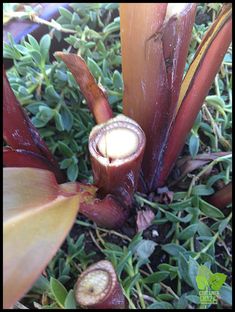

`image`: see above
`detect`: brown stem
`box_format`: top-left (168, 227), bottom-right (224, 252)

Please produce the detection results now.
top-left (59, 182), bottom-right (129, 229)
top-left (75, 260), bottom-right (126, 309)
top-left (120, 3), bottom-right (197, 192)
top-left (65, 115), bottom-right (146, 229)
top-left (205, 182), bottom-right (232, 209)
top-left (80, 195), bottom-right (129, 229)
top-left (89, 115), bottom-right (146, 207)
top-left (54, 52), bottom-right (113, 124)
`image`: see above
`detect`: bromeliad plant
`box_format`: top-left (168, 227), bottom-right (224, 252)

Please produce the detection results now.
top-left (3, 3), bottom-right (232, 309)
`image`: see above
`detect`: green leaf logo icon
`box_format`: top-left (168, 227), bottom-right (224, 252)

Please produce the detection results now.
top-left (196, 275), bottom-right (209, 290)
top-left (208, 273), bottom-right (227, 291)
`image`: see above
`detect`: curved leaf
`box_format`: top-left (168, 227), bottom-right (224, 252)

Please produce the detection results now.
top-left (3, 168), bottom-right (80, 308)
top-left (158, 4), bottom-right (232, 186)
top-left (54, 52), bottom-right (113, 124)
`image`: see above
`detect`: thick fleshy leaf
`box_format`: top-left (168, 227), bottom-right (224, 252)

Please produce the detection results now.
top-left (3, 168), bottom-right (81, 308)
top-left (3, 147), bottom-right (65, 183)
top-left (158, 4), bottom-right (232, 186)
top-left (3, 68), bottom-right (65, 183)
top-left (54, 52), bottom-right (113, 124)
top-left (120, 3), bottom-right (196, 191)
top-left (60, 182), bottom-right (130, 229)
top-left (80, 194), bottom-right (129, 229)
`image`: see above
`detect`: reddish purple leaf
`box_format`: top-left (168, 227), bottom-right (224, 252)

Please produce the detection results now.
top-left (3, 68), bottom-right (65, 183)
top-left (3, 148), bottom-right (65, 183)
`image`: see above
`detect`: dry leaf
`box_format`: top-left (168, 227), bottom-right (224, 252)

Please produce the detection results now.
top-left (136, 208), bottom-right (155, 232)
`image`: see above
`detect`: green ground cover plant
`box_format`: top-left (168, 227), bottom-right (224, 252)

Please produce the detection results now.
top-left (3, 3), bottom-right (232, 309)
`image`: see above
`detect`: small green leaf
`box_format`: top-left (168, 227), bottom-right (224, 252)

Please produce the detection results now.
top-left (27, 34), bottom-right (40, 51)
top-left (54, 112), bottom-right (65, 131)
top-left (38, 106), bottom-right (55, 123)
top-left (162, 243), bottom-right (187, 257)
top-left (188, 257), bottom-right (200, 290)
top-left (113, 70), bottom-right (123, 90)
top-left (147, 301), bottom-right (173, 309)
top-left (193, 111), bottom-right (202, 132)
top-left (199, 198), bottom-right (225, 219)
top-left (186, 295), bottom-right (200, 304)
top-left (50, 277), bottom-right (68, 307)
top-left (116, 250), bottom-right (132, 276)
top-left (67, 163), bottom-right (78, 182)
top-left (15, 44), bottom-right (29, 55)
top-left (123, 273), bottom-right (140, 293)
top-left (157, 293), bottom-right (175, 301)
top-left (143, 271), bottom-right (169, 284)
top-left (158, 263), bottom-right (177, 273)
top-left (177, 224), bottom-right (198, 240)
top-left (40, 34), bottom-right (51, 62)
top-left (192, 184), bottom-right (214, 196)
top-left (218, 217), bottom-right (230, 234)
top-left (87, 57), bottom-right (103, 79)
top-left (60, 159), bottom-right (72, 169)
top-left (219, 285), bottom-right (232, 306)
top-left (64, 290), bottom-right (77, 309)
top-left (30, 50), bottom-right (42, 64)
top-left (31, 116), bottom-right (47, 128)
top-left (174, 294), bottom-right (188, 309)
top-left (55, 69), bottom-right (68, 82)
top-left (59, 7), bottom-right (73, 20)
top-left (60, 105), bottom-right (74, 131)
top-left (58, 141), bottom-right (73, 158)
top-left (153, 283), bottom-right (161, 296)
top-left (198, 265), bottom-right (213, 281)
top-left (45, 85), bottom-right (61, 101)
top-left (197, 221), bottom-right (212, 237)
top-left (134, 240), bottom-right (157, 260)
top-left (178, 253), bottom-right (190, 285)
top-left (189, 133), bottom-right (199, 158)
top-left (196, 275), bottom-right (209, 290)
top-left (31, 274), bottom-right (50, 294)
top-left (208, 273), bottom-right (227, 291)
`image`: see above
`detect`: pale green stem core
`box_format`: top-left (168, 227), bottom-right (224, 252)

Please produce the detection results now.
top-left (97, 127), bottom-right (139, 159)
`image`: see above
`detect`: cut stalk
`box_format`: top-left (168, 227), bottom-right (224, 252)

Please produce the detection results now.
top-left (120, 3), bottom-right (197, 191)
top-left (75, 260), bottom-right (126, 309)
top-left (89, 114), bottom-right (146, 207)
top-left (54, 52), bottom-right (113, 124)
top-left (158, 4), bottom-right (232, 186)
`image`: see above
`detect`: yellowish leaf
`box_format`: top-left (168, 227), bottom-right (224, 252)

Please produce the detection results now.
top-left (3, 168), bottom-right (80, 308)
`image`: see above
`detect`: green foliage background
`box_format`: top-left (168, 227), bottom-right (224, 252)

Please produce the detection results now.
top-left (3, 3), bottom-right (232, 309)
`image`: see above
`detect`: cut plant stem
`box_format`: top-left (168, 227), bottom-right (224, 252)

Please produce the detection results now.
top-left (75, 260), bottom-right (126, 309)
top-left (97, 128), bottom-right (139, 159)
top-left (89, 114), bottom-right (146, 207)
